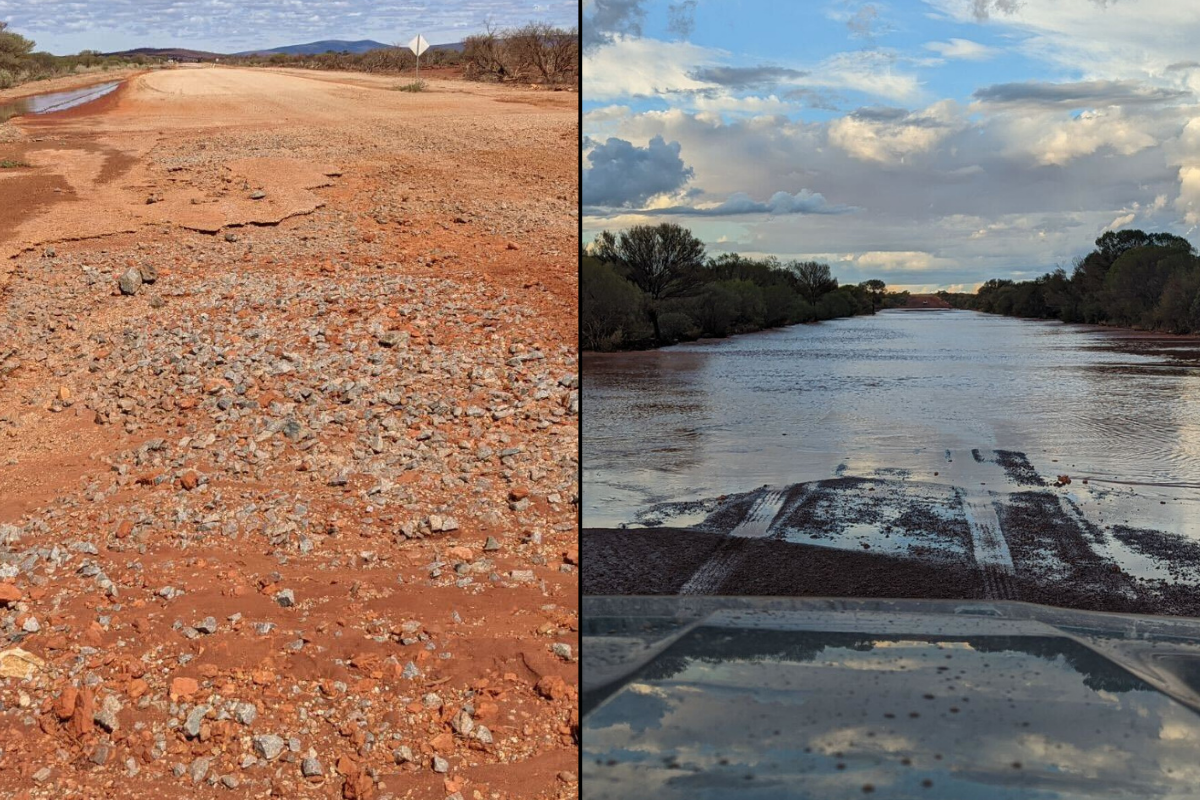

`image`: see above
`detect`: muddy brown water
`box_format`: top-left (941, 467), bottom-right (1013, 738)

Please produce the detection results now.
top-left (584, 309), bottom-right (1200, 588)
top-left (0, 80), bottom-right (121, 122)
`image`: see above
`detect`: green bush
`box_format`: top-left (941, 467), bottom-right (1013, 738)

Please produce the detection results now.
top-left (581, 257), bottom-right (648, 350)
top-left (657, 311), bottom-right (697, 343)
top-left (692, 283), bottom-right (737, 337)
top-left (583, 223), bottom-right (871, 350)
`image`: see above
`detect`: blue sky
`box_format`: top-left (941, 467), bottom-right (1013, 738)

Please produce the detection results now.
top-left (583, 0), bottom-right (1200, 291)
top-left (0, 0), bottom-right (578, 55)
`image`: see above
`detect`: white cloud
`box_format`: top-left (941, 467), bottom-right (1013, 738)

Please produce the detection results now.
top-left (828, 100), bottom-right (964, 164)
top-left (806, 50), bottom-right (922, 103)
top-left (924, 38), bottom-right (997, 60)
top-left (992, 106), bottom-right (1165, 166)
top-left (583, 36), bottom-right (720, 100)
top-left (855, 250), bottom-right (958, 272)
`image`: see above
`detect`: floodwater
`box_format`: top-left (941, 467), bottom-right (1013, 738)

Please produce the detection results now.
top-left (583, 309), bottom-right (1200, 539)
top-left (0, 80), bottom-right (121, 122)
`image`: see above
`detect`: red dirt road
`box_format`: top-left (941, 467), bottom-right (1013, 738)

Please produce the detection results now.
top-left (0, 67), bottom-right (579, 799)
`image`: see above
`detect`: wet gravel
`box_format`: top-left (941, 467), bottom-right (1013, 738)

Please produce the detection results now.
top-left (583, 528), bottom-right (987, 599)
top-left (994, 451), bottom-right (1047, 487)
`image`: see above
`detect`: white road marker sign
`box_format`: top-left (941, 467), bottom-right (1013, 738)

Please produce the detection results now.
top-left (407, 34), bottom-right (429, 57)
top-left (407, 34), bottom-right (430, 80)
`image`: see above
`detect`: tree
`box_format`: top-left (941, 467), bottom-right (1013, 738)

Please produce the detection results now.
top-left (861, 279), bottom-right (886, 313)
top-left (506, 23), bottom-right (578, 84)
top-left (0, 21), bottom-right (35, 73)
top-left (592, 223), bottom-right (706, 342)
top-left (1104, 246), bottom-right (1195, 326)
top-left (789, 260), bottom-right (838, 303)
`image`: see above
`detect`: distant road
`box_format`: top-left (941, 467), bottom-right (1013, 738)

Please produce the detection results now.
top-left (1, 66), bottom-right (576, 272)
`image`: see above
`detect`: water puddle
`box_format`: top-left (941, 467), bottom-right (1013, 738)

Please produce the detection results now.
top-left (0, 81), bottom-right (121, 123)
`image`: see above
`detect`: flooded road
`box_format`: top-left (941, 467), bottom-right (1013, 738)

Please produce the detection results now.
top-left (0, 80), bottom-right (121, 122)
top-left (584, 309), bottom-right (1200, 611)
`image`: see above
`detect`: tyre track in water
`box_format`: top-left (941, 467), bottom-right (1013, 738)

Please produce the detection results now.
top-left (678, 538), bottom-right (748, 594)
top-left (729, 488), bottom-right (788, 538)
top-left (948, 449), bottom-right (1016, 600)
top-left (679, 487), bottom-right (791, 594)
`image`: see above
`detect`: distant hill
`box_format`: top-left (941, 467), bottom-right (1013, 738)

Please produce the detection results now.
top-left (237, 39), bottom-right (465, 56)
top-left (104, 47), bottom-right (225, 61)
top-left (236, 39), bottom-right (390, 56)
top-left (104, 39), bottom-right (466, 61)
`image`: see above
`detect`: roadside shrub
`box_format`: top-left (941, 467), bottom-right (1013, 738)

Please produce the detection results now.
top-left (0, 68), bottom-right (13, 89)
top-left (463, 23), bottom-right (578, 86)
top-left (692, 283), bottom-right (738, 337)
top-left (393, 80), bottom-right (426, 92)
top-left (816, 291), bottom-right (854, 320)
top-left (789, 298), bottom-right (817, 323)
top-left (582, 258), bottom-right (648, 350)
top-left (657, 311), bottom-right (697, 344)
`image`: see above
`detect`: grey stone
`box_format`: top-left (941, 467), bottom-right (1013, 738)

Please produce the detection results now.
top-left (253, 734), bottom-right (286, 761)
top-left (301, 756), bottom-right (323, 777)
top-left (233, 702), bottom-right (257, 726)
top-left (275, 589), bottom-right (295, 607)
top-left (190, 757), bottom-right (211, 783)
top-left (451, 709), bottom-right (474, 736)
top-left (91, 743), bottom-right (112, 765)
top-left (94, 694), bottom-right (122, 732)
top-left (184, 704), bottom-right (210, 738)
top-left (118, 268), bottom-right (143, 296)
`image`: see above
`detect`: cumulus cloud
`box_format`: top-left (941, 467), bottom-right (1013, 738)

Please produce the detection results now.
top-left (829, 100), bottom-right (965, 163)
top-left (924, 38), bottom-right (997, 60)
top-left (583, 135), bottom-right (695, 207)
top-left (1018, 108), bottom-right (1159, 166)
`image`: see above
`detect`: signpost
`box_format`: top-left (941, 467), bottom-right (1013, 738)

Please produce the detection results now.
top-left (407, 34), bottom-right (430, 80)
